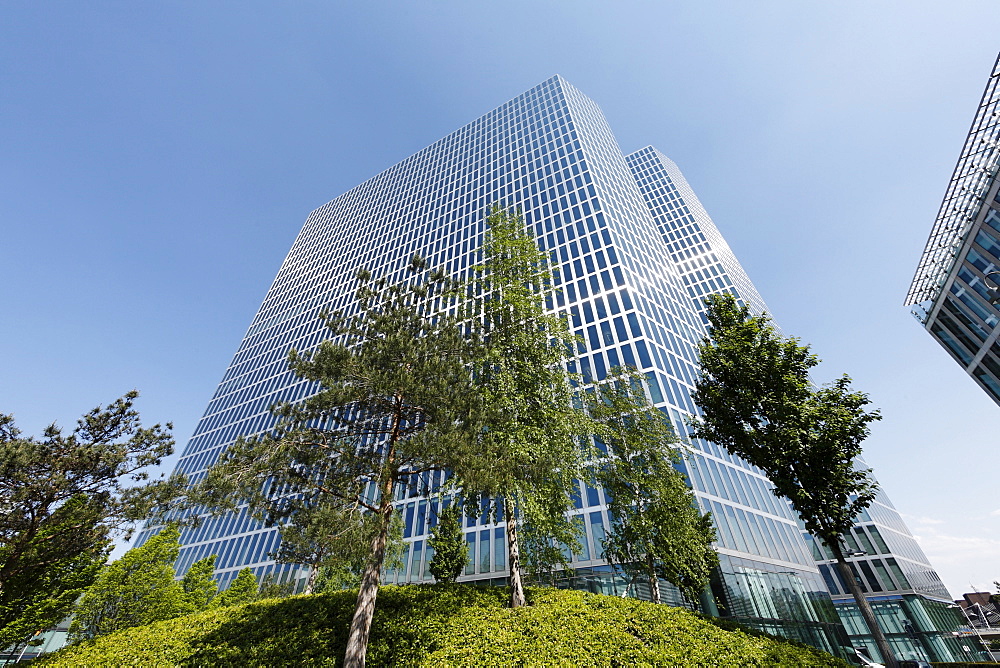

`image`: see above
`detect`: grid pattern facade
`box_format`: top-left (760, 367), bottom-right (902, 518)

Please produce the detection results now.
top-left (907, 53), bottom-right (1000, 305)
top-left (623, 147), bottom-right (849, 650)
top-left (626, 146), bottom-right (769, 320)
top-left (139, 75), bottom-right (851, 652)
top-left (907, 53), bottom-right (1000, 406)
top-left (624, 150), bottom-right (953, 605)
top-left (626, 146), bottom-right (965, 658)
top-left (811, 486), bottom-right (950, 602)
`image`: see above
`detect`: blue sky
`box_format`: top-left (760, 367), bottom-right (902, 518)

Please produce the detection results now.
top-left (2, 1), bottom-right (998, 598)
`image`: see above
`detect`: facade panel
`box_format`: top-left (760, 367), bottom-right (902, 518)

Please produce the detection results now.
top-left (809, 475), bottom-right (969, 663)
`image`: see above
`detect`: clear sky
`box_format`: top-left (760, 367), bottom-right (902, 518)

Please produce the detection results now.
top-left (2, 1), bottom-right (998, 599)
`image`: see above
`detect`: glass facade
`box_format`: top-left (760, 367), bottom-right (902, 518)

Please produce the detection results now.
top-left (627, 147), bottom-right (965, 659)
top-left (0, 616), bottom-right (71, 663)
top-left (901, 52), bottom-right (1000, 659)
top-left (805, 463), bottom-right (974, 663)
top-left (140, 75), bottom-right (864, 654)
top-left (621, 147), bottom-right (847, 654)
top-left (625, 146), bottom-right (770, 321)
top-left (907, 53), bottom-right (1000, 406)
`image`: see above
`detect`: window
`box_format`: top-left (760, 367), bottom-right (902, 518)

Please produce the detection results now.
top-left (930, 320), bottom-right (974, 364)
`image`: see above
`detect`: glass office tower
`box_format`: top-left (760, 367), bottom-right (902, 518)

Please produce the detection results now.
top-left (139, 75), bottom-right (853, 654)
top-left (907, 53), bottom-right (1000, 406)
top-left (623, 146), bottom-right (846, 649)
top-left (625, 146), bottom-right (769, 320)
top-left (628, 147), bottom-right (965, 661)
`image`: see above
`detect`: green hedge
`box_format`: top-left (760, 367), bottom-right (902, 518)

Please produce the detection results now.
top-left (39, 584), bottom-right (850, 667)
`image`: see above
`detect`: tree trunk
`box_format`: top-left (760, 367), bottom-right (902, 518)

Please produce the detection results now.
top-left (344, 402), bottom-right (401, 668)
top-left (505, 497), bottom-right (526, 608)
top-left (646, 554), bottom-right (661, 605)
top-left (343, 481), bottom-right (393, 668)
top-left (831, 544), bottom-right (897, 668)
top-left (304, 564), bottom-right (319, 595)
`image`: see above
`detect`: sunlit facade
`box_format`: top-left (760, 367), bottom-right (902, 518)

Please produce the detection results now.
top-left (140, 75), bottom-right (863, 655)
top-left (900, 53), bottom-right (1000, 661)
top-left (631, 148), bottom-right (966, 661)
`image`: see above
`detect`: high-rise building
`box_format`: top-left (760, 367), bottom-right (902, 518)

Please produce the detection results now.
top-left (625, 146), bottom-right (769, 321)
top-left (140, 75), bottom-right (954, 659)
top-left (907, 53), bottom-right (1000, 405)
top-left (622, 146), bottom-right (846, 644)
top-left (627, 148), bottom-right (967, 663)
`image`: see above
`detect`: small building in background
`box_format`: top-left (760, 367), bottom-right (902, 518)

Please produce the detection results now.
top-left (0, 617), bottom-right (71, 664)
top-left (953, 590), bottom-right (1000, 660)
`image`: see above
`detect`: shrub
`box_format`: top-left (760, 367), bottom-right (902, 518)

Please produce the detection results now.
top-left (40, 584), bottom-right (850, 667)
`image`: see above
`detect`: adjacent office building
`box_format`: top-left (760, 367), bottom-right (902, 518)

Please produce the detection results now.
top-left (907, 53), bottom-right (1000, 405)
top-left (139, 75), bottom-right (950, 659)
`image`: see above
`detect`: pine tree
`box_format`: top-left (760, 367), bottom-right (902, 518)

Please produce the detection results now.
top-left (188, 256), bottom-right (478, 667)
top-left (590, 369), bottom-right (716, 605)
top-left (0, 393), bottom-right (180, 648)
top-left (690, 293), bottom-right (891, 667)
top-left (211, 568), bottom-right (258, 608)
top-left (0, 495), bottom-right (109, 650)
top-left (272, 504), bottom-right (386, 594)
top-left (427, 504), bottom-right (467, 584)
top-left (180, 555), bottom-right (217, 611)
top-left (308, 513), bottom-right (405, 595)
top-left (70, 526), bottom-right (188, 640)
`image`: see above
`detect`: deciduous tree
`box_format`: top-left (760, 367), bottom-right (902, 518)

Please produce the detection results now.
top-left (70, 526), bottom-right (189, 640)
top-left (189, 256), bottom-right (477, 668)
top-left (590, 370), bottom-right (717, 606)
top-left (452, 206), bottom-right (593, 608)
top-left (690, 294), bottom-right (891, 667)
top-left (211, 568), bottom-right (258, 608)
top-left (181, 555), bottom-right (218, 611)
